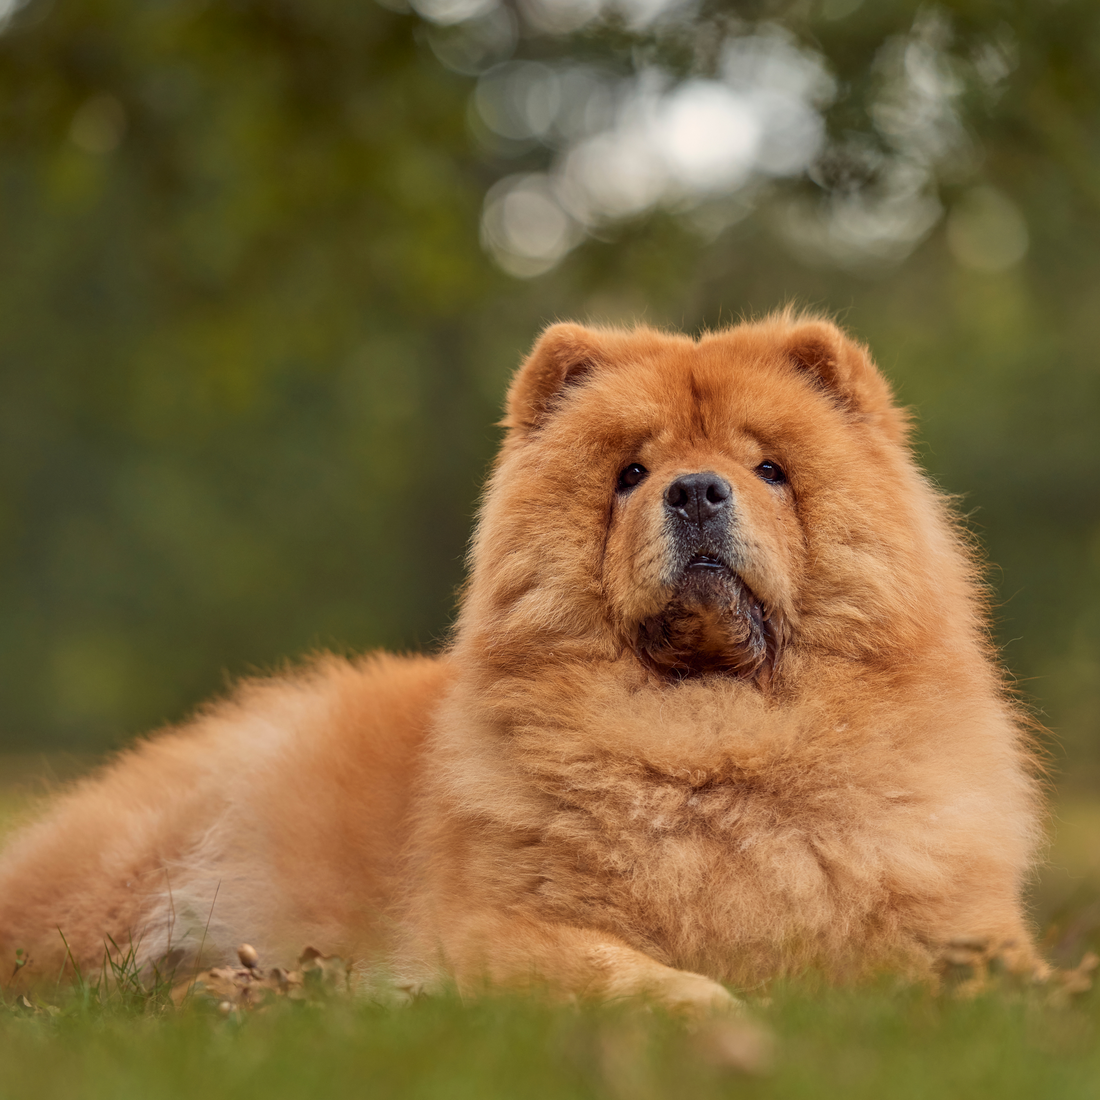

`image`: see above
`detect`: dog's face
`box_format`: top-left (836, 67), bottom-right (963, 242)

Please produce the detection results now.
top-left (464, 316), bottom-right (950, 683)
top-left (600, 388), bottom-right (802, 682)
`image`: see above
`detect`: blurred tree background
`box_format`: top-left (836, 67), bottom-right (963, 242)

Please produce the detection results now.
top-left (0, 0), bottom-right (1096, 790)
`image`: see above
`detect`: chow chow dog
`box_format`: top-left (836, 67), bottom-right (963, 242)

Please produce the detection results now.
top-left (0, 315), bottom-right (1043, 1011)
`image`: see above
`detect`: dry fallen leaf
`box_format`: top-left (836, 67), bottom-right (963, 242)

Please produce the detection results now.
top-left (933, 936), bottom-right (1096, 1004)
top-left (171, 945), bottom-right (350, 1010)
top-left (1046, 951), bottom-right (1099, 1007)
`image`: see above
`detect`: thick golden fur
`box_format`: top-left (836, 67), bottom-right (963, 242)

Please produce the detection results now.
top-left (0, 316), bottom-right (1042, 1011)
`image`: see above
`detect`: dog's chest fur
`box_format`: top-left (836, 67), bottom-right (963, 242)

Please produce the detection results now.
top-left (515, 738), bottom-right (928, 981)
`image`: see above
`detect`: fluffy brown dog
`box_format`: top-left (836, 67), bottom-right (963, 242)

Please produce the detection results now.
top-left (0, 315), bottom-right (1042, 1011)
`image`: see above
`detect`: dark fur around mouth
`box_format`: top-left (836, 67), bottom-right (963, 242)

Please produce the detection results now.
top-left (637, 566), bottom-right (783, 684)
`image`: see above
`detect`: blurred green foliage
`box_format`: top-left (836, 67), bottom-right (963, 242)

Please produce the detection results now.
top-left (0, 0), bottom-right (1096, 788)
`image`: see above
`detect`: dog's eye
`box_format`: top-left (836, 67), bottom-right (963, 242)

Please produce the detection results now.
top-left (617, 463), bottom-right (648, 491)
top-left (756, 461), bottom-right (786, 485)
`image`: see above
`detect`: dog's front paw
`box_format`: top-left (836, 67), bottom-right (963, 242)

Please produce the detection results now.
top-left (655, 969), bottom-right (741, 1016)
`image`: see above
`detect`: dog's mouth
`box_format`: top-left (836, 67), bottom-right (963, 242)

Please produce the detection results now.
top-left (686, 553), bottom-right (726, 571)
top-left (636, 556), bottom-right (783, 685)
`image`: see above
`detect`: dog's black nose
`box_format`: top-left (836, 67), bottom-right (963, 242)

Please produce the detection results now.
top-left (664, 472), bottom-right (731, 525)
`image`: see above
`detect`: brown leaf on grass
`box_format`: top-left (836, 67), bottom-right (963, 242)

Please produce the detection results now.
top-left (933, 936), bottom-right (1096, 1004)
top-left (6, 993), bottom-right (61, 1018)
top-left (1046, 951), bottom-right (1098, 1007)
top-left (298, 946), bottom-right (352, 993)
top-left (171, 945), bottom-right (350, 1010)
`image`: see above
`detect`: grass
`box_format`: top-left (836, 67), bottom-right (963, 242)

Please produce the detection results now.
top-left (2, 757), bottom-right (1100, 1100)
top-left (2, 978), bottom-right (1099, 1100)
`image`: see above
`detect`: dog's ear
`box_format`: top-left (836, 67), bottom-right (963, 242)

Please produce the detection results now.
top-left (504, 323), bottom-right (606, 434)
top-left (782, 319), bottom-right (909, 440)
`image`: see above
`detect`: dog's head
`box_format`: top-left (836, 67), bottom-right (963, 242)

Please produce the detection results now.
top-left (460, 315), bottom-right (968, 686)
